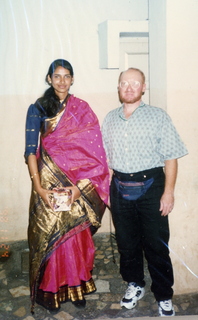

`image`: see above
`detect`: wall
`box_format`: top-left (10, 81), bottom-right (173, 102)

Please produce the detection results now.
top-left (0, 0), bottom-right (148, 241)
top-left (148, 0), bottom-right (167, 109)
top-left (149, 0), bottom-right (198, 294)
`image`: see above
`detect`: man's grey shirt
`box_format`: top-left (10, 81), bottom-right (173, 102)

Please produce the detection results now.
top-left (102, 102), bottom-right (188, 173)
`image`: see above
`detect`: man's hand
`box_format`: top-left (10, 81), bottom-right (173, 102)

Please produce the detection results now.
top-left (160, 192), bottom-right (174, 216)
top-left (160, 159), bottom-right (178, 216)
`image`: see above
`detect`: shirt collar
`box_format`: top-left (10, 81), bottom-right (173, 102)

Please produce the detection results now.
top-left (118, 101), bottom-right (145, 120)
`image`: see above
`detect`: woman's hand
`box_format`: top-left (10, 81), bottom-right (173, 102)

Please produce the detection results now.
top-left (36, 187), bottom-right (55, 210)
top-left (36, 186), bottom-right (81, 210)
top-left (66, 186), bottom-right (81, 204)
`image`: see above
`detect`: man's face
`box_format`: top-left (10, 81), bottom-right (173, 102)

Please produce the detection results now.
top-left (118, 69), bottom-right (146, 104)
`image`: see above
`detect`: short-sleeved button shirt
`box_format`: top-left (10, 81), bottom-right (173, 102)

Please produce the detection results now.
top-left (102, 102), bottom-right (188, 173)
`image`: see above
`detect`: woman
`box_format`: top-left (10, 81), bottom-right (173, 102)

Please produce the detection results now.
top-left (24, 59), bottom-right (109, 313)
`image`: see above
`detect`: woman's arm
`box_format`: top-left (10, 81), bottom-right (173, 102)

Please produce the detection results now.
top-left (28, 154), bottom-right (54, 209)
top-left (28, 154), bottom-right (81, 207)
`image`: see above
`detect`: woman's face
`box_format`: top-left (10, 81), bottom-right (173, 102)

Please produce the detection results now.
top-left (48, 66), bottom-right (73, 99)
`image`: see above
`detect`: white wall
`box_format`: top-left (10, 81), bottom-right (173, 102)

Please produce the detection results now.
top-left (149, 0), bottom-right (198, 295)
top-left (166, 0), bottom-right (198, 295)
top-left (149, 0), bottom-right (167, 109)
top-left (0, 0), bottom-right (148, 241)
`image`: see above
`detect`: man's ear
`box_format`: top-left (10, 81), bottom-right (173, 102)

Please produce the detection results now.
top-left (142, 83), bottom-right (146, 95)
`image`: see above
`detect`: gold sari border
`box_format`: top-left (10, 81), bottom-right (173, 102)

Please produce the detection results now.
top-left (35, 278), bottom-right (96, 311)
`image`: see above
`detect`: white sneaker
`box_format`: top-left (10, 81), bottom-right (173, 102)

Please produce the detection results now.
top-left (158, 299), bottom-right (175, 317)
top-left (120, 282), bottom-right (145, 309)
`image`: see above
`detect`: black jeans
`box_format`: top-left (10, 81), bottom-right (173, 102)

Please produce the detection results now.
top-left (110, 167), bottom-right (174, 302)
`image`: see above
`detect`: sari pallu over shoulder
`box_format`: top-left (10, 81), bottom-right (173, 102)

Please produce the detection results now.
top-left (41, 95), bottom-right (110, 204)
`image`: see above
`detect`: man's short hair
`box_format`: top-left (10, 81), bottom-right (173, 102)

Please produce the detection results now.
top-left (118, 68), bottom-right (145, 84)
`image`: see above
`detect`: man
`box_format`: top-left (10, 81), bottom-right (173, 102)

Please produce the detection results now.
top-left (102, 68), bottom-right (188, 317)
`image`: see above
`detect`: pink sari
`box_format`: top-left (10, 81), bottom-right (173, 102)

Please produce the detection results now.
top-left (41, 94), bottom-right (109, 204)
top-left (28, 95), bottom-right (109, 312)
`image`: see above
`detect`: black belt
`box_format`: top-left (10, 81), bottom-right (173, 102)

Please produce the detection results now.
top-left (113, 167), bottom-right (163, 182)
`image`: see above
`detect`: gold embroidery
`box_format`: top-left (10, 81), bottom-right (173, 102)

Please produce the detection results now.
top-left (41, 105), bottom-right (66, 137)
top-left (29, 114), bottom-right (41, 118)
top-left (36, 278), bottom-right (96, 309)
top-left (29, 147), bottom-right (105, 304)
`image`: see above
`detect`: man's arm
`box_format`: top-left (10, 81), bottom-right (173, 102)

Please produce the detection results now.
top-left (160, 159), bottom-right (178, 216)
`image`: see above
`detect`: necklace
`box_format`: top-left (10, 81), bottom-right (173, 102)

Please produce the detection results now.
top-left (59, 94), bottom-right (71, 107)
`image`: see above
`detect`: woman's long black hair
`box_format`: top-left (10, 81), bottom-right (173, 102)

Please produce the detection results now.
top-left (36, 59), bottom-right (74, 117)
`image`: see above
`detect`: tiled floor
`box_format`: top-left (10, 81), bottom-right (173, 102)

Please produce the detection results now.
top-left (0, 233), bottom-right (198, 319)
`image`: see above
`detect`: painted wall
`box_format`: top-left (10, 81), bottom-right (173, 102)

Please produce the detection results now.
top-left (0, 0), bottom-right (148, 241)
top-left (149, 0), bottom-right (198, 294)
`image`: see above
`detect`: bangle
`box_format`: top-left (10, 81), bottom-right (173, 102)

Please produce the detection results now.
top-left (30, 172), bottom-right (39, 179)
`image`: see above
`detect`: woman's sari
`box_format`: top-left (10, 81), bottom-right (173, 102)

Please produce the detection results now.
top-left (28, 95), bottom-right (109, 312)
